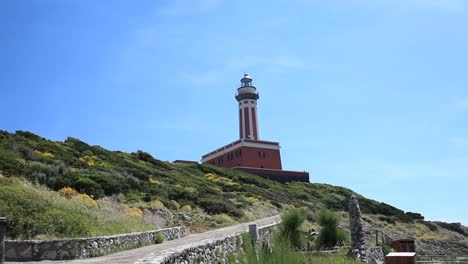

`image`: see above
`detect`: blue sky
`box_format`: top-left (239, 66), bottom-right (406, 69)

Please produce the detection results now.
top-left (1, 0), bottom-right (467, 224)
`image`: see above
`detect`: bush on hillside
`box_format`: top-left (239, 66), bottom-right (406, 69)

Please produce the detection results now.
top-left (405, 211), bottom-right (424, 220)
top-left (0, 178), bottom-right (93, 239)
top-left (436, 222), bottom-right (466, 236)
top-left (279, 208), bottom-right (306, 249)
top-left (421, 221), bottom-right (438, 231)
top-left (316, 209), bottom-right (349, 248)
top-left (0, 176), bottom-right (154, 239)
top-left (198, 196), bottom-right (243, 218)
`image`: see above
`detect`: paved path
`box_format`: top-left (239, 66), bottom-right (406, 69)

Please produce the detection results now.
top-left (7, 215), bottom-right (280, 264)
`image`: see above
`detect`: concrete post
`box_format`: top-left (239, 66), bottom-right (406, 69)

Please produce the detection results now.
top-left (249, 224), bottom-right (259, 241)
top-left (0, 217), bottom-right (6, 264)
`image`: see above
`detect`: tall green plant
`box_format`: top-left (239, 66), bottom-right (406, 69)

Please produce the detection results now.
top-left (316, 209), bottom-right (349, 248)
top-left (234, 232), bottom-right (305, 264)
top-left (279, 208), bottom-right (306, 249)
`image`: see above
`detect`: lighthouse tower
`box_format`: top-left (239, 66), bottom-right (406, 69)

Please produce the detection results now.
top-left (201, 74), bottom-right (309, 183)
top-left (236, 74), bottom-right (260, 140)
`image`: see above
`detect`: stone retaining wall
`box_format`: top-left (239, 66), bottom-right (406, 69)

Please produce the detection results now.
top-left (5, 226), bottom-right (186, 261)
top-left (136, 224), bottom-right (277, 264)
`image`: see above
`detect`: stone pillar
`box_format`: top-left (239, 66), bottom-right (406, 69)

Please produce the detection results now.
top-left (349, 195), bottom-right (367, 262)
top-left (0, 217), bottom-right (6, 264)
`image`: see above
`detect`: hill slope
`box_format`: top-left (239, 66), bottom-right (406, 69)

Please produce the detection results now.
top-left (0, 130), bottom-right (466, 254)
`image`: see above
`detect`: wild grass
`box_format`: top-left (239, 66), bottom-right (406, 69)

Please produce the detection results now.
top-left (305, 250), bottom-right (362, 264)
top-left (0, 176), bottom-right (153, 239)
top-left (234, 232), bottom-right (359, 264)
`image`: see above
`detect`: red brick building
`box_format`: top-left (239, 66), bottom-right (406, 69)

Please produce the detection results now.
top-left (201, 74), bottom-right (309, 183)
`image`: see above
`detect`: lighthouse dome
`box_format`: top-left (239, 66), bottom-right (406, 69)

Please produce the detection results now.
top-left (236, 73), bottom-right (259, 101)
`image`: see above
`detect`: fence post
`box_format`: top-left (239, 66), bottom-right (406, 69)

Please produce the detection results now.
top-left (249, 224), bottom-right (259, 241)
top-left (0, 217), bottom-right (6, 264)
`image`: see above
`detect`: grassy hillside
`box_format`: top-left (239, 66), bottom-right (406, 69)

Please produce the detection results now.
top-left (0, 130), bottom-right (466, 255)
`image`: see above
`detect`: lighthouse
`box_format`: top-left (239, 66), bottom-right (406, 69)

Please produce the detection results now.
top-left (201, 74), bottom-right (309, 183)
top-left (236, 74), bottom-right (260, 140)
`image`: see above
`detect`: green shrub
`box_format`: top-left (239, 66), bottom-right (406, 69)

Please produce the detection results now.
top-left (405, 211), bottom-right (424, 220)
top-left (436, 222), bottom-right (466, 236)
top-left (234, 232), bottom-right (305, 264)
top-left (316, 209), bottom-right (349, 248)
top-left (198, 196), bottom-right (243, 218)
top-left (378, 215), bottom-right (396, 224)
top-left (0, 177), bottom-right (94, 239)
top-left (308, 250), bottom-right (361, 264)
top-left (155, 233), bottom-right (164, 244)
top-left (421, 221), bottom-right (438, 231)
top-left (0, 176), bottom-right (153, 239)
top-left (279, 208), bottom-right (306, 249)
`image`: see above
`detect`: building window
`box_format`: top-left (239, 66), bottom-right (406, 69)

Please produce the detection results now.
top-left (258, 151), bottom-right (266, 158)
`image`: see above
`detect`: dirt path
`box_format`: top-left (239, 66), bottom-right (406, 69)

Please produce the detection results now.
top-left (6, 215), bottom-right (280, 264)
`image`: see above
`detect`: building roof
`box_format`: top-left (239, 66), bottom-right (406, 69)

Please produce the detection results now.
top-left (201, 139), bottom-right (280, 161)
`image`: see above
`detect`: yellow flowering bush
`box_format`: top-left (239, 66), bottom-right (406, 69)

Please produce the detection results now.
top-left (205, 173), bottom-right (239, 186)
top-left (244, 196), bottom-right (259, 204)
top-left (150, 199), bottom-right (165, 210)
top-left (79, 155), bottom-right (97, 167)
top-left (125, 206), bottom-right (143, 218)
top-left (34, 150), bottom-right (55, 158)
top-left (59, 187), bottom-right (97, 207)
top-left (181, 205), bottom-right (192, 212)
top-left (73, 193), bottom-right (98, 208)
top-left (149, 178), bottom-right (159, 184)
top-left (59, 187), bottom-right (78, 198)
